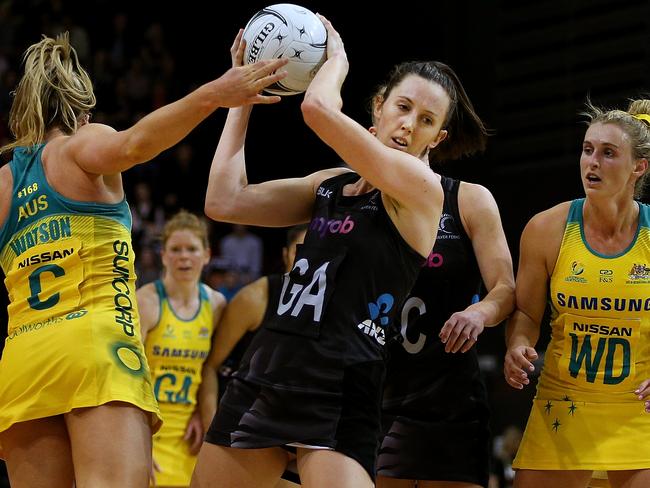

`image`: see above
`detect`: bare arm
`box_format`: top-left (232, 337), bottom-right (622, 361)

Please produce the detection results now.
top-left (62, 55), bottom-right (289, 175)
top-left (197, 289), bottom-right (228, 432)
top-left (204, 105), bottom-right (348, 226)
top-left (300, 20), bottom-right (441, 229)
top-left (440, 183), bottom-right (515, 353)
top-left (136, 283), bottom-right (160, 343)
top-left (504, 204), bottom-right (568, 389)
top-left (198, 277), bottom-right (269, 425)
top-left (205, 277), bottom-right (269, 372)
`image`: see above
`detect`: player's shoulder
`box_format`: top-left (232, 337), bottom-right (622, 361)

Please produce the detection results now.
top-left (457, 181), bottom-right (498, 210)
top-left (203, 283), bottom-right (227, 309)
top-left (527, 201), bottom-right (572, 231)
top-left (521, 201), bottom-right (572, 257)
top-left (136, 282), bottom-right (161, 314)
top-left (136, 281), bottom-right (158, 299)
top-left (232, 276), bottom-right (269, 306)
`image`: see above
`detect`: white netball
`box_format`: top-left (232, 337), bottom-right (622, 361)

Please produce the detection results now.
top-left (242, 3), bottom-right (327, 96)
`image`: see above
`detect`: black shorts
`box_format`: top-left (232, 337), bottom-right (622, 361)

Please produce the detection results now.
top-left (205, 360), bottom-right (385, 480)
top-left (377, 414), bottom-right (490, 487)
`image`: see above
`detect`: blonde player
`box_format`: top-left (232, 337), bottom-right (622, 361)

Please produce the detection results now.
top-left (0, 32), bottom-right (286, 487)
top-left (138, 211), bottom-right (226, 487)
top-left (505, 100), bottom-right (650, 487)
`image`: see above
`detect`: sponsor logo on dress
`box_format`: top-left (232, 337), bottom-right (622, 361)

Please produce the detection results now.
top-left (565, 260), bottom-right (587, 283)
top-left (436, 213), bottom-right (460, 240)
top-left (361, 193), bottom-right (379, 211)
top-left (310, 215), bottom-right (355, 238)
top-left (163, 324), bottom-right (176, 339)
top-left (356, 293), bottom-right (394, 346)
top-left (599, 269), bottom-right (613, 283)
top-left (316, 187), bottom-right (332, 199)
top-left (627, 263), bottom-right (650, 283)
top-left (423, 251), bottom-right (443, 268)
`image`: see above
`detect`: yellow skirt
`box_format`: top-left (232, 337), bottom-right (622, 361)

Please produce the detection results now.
top-left (152, 404), bottom-right (198, 487)
top-left (0, 310), bottom-right (162, 434)
top-left (514, 398), bottom-right (650, 470)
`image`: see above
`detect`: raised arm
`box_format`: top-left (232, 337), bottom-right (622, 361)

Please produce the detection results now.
top-left (439, 183), bottom-right (515, 353)
top-left (300, 19), bottom-right (441, 228)
top-left (204, 31), bottom-right (348, 227)
top-left (504, 204), bottom-right (567, 389)
top-left (204, 105), bottom-right (347, 226)
top-left (63, 41), bottom-right (289, 175)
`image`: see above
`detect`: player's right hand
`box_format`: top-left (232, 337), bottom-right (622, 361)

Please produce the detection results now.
top-left (504, 345), bottom-right (538, 389)
top-left (217, 59), bottom-right (288, 106)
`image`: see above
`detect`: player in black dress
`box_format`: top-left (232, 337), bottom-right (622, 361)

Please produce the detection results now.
top-left (191, 19), bottom-right (487, 488)
top-left (377, 174), bottom-right (515, 488)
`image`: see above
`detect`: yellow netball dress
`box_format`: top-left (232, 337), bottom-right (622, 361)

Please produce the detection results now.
top-left (0, 145), bottom-right (161, 434)
top-left (514, 198), bottom-right (650, 470)
top-left (145, 279), bottom-right (214, 487)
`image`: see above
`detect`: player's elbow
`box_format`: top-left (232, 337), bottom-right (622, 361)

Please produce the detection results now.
top-left (301, 95), bottom-right (330, 131)
top-left (204, 196), bottom-right (230, 222)
top-left (204, 194), bottom-right (242, 223)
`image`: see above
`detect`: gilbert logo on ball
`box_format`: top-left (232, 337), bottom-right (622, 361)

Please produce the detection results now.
top-left (243, 3), bottom-right (327, 96)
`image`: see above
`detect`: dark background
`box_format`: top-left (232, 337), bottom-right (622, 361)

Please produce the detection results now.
top-left (0, 0), bottom-right (649, 442)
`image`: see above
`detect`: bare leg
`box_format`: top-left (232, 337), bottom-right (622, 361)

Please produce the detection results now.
top-left (190, 443), bottom-right (290, 488)
top-left (65, 401), bottom-right (152, 488)
top-left (608, 469), bottom-right (650, 488)
top-left (297, 448), bottom-right (373, 488)
top-left (514, 469), bottom-right (592, 488)
top-left (0, 416), bottom-right (74, 488)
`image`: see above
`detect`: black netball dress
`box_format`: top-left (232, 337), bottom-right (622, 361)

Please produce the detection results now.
top-left (205, 172), bottom-right (424, 479)
top-left (378, 176), bottom-right (491, 487)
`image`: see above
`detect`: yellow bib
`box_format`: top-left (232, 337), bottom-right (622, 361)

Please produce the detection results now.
top-left (145, 280), bottom-right (214, 486)
top-left (0, 145), bottom-right (161, 433)
top-left (541, 199), bottom-right (650, 402)
top-left (144, 280), bottom-right (214, 409)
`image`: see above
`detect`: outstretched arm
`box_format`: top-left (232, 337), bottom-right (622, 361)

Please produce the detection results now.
top-left (204, 104), bottom-right (346, 226)
top-left (64, 31), bottom-right (289, 175)
top-left (440, 183), bottom-right (515, 353)
top-left (204, 31), bottom-right (348, 227)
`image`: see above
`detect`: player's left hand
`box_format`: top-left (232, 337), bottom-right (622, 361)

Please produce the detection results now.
top-left (439, 309), bottom-right (484, 353)
top-left (635, 379), bottom-right (650, 413)
top-left (184, 409), bottom-right (204, 455)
